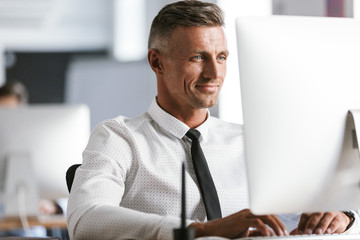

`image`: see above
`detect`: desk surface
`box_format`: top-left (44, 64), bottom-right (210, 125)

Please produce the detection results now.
top-left (0, 215), bottom-right (67, 230)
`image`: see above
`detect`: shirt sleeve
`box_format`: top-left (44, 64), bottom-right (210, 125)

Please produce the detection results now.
top-left (66, 120), bottom-right (182, 240)
top-left (344, 210), bottom-right (360, 234)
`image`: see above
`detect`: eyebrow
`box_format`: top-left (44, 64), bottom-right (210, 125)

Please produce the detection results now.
top-left (194, 50), bottom-right (229, 56)
top-left (220, 50), bottom-right (230, 56)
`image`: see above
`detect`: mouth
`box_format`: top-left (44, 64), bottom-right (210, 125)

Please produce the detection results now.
top-left (195, 83), bottom-right (220, 93)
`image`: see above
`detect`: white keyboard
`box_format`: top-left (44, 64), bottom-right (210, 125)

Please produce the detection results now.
top-left (238, 233), bottom-right (360, 240)
top-left (196, 234), bottom-right (360, 240)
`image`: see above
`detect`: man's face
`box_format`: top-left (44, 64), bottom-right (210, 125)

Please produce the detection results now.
top-left (157, 26), bottom-right (228, 110)
top-left (0, 95), bottom-right (20, 107)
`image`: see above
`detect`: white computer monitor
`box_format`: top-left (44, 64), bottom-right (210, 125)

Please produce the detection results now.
top-left (236, 16), bottom-right (360, 215)
top-left (0, 104), bottom-right (90, 217)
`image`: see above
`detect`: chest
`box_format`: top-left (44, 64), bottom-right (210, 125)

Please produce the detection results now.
top-left (120, 136), bottom-right (249, 218)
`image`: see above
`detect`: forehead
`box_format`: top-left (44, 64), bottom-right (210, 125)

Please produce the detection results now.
top-left (168, 26), bottom-right (227, 53)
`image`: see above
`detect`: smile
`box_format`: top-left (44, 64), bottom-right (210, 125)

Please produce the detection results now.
top-left (195, 84), bottom-right (219, 92)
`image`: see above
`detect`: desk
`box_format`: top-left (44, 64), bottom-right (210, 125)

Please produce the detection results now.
top-left (0, 215), bottom-right (68, 239)
top-left (0, 215), bottom-right (66, 231)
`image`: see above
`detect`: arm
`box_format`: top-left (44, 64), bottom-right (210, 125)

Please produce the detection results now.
top-left (66, 154), bottom-right (181, 240)
top-left (66, 121), bottom-right (182, 240)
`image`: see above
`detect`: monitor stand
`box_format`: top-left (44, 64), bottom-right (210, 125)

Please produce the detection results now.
top-left (0, 151), bottom-right (38, 218)
top-left (311, 110), bottom-right (360, 211)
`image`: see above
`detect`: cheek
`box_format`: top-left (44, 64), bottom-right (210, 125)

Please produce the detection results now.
top-left (218, 63), bottom-right (227, 79)
top-left (164, 62), bottom-right (204, 89)
top-left (184, 65), bottom-right (203, 81)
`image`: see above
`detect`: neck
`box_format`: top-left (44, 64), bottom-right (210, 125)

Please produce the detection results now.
top-left (156, 97), bottom-right (208, 129)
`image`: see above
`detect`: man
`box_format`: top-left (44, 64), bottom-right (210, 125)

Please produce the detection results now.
top-left (66, 1), bottom-right (358, 239)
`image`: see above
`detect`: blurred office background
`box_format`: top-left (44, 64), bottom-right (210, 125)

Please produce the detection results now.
top-left (0, 0), bottom-right (356, 128)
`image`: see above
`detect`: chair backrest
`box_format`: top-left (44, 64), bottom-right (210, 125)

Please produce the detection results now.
top-left (66, 164), bottom-right (81, 192)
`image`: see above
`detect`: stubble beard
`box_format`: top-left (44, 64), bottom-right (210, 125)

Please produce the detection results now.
top-left (190, 92), bottom-right (219, 109)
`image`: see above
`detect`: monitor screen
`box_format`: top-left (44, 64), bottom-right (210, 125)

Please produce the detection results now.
top-left (236, 16), bottom-right (360, 214)
top-left (0, 104), bottom-right (90, 217)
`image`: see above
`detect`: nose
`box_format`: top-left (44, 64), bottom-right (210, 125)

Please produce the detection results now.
top-left (202, 58), bottom-right (224, 80)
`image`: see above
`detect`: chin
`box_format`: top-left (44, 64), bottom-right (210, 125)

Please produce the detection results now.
top-left (206, 101), bottom-right (217, 108)
top-left (193, 98), bottom-right (218, 109)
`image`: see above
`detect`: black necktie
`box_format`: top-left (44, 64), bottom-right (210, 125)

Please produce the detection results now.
top-left (186, 129), bottom-right (222, 220)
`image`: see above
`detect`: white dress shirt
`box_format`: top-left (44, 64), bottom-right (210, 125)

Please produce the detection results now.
top-left (67, 99), bottom-right (360, 239)
top-left (67, 99), bottom-right (248, 239)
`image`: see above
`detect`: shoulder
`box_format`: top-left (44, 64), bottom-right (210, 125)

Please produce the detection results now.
top-left (83, 113), bottom-right (153, 168)
top-left (92, 112), bottom-right (151, 135)
top-left (208, 116), bottom-right (244, 134)
top-left (86, 113), bottom-right (152, 150)
top-left (206, 117), bottom-right (244, 144)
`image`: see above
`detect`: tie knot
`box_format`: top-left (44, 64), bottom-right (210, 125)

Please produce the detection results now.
top-left (186, 129), bottom-right (201, 141)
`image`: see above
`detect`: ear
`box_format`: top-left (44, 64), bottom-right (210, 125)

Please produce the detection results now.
top-left (148, 49), bottom-right (164, 74)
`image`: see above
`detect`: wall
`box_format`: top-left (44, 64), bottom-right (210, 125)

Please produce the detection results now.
top-left (65, 57), bottom-right (157, 129)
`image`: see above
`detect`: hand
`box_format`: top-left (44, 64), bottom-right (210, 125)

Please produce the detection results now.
top-left (290, 212), bottom-right (351, 235)
top-left (189, 209), bottom-right (288, 239)
top-left (39, 199), bottom-right (63, 215)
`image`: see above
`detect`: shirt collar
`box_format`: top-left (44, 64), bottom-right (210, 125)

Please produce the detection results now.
top-left (196, 118), bottom-right (209, 142)
top-left (148, 98), bottom-right (210, 142)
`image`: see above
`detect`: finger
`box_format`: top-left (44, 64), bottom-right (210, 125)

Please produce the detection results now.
top-left (327, 213), bottom-right (347, 234)
top-left (243, 229), bottom-right (251, 237)
top-left (329, 220), bottom-right (343, 234)
top-left (246, 211), bottom-right (279, 236)
top-left (248, 229), bottom-right (275, 237)
top-left (249, 218), bottom-right (272, 236)
top-left (271, 215), bottom-right (288, 235)
top-left (303, 212), bottom-right (324, 235)
top-left (272, 214), bottom-right (288, 235)
top-left (248, 229), bottom-right (267, 237)
top-left (314, 212), bottom-right (336, 234)
top-left (297, 213), bottom-right (311, 234)
top-left (290, 228), bottom-right (298, 235)
top-left (259, 215), bottom-right (286, 236)
top-left (268, 228), bottom-right (276, 236)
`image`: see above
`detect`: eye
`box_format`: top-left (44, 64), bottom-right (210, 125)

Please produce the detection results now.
top-left (191, 55), bottom-right (204, 61)
top-left (218, 55), bottom-right (227, 61)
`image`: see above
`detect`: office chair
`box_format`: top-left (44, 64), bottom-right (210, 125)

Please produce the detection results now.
top-left (65, 164), bottom-right (81, 193)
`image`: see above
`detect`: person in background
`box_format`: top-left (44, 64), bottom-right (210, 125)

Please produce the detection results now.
top-left (0, 81), bottom-right (67, 238)
top-left (66, 1), bottom-right (359, 239)
top-left (0, 81), bottom-right (28, 107)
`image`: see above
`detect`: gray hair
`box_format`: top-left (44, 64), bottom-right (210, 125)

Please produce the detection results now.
top-left (148, 0), bottom-right (225, 52)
